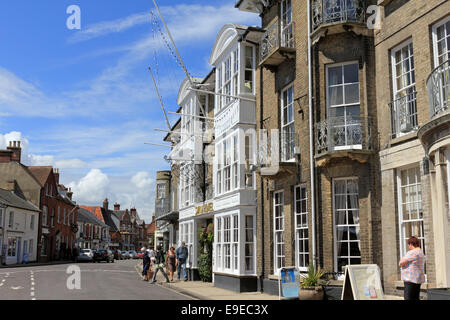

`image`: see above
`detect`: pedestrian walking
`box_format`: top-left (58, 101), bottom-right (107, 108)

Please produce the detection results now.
top-left (141, 247), bottom-right (151, 281)
top-left (175, 241), bottom-right (188, 281)
top-left (399, 236), bottom-right (426, 300)
top-left (151, 245), bottom-right (170, 283)
top-left (166, 246), bottom-right (176, 282)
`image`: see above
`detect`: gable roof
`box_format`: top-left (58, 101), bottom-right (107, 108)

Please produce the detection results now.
top-left (79, 205), bottom-right (105, 223)
top-left (77, 207), bottom-right (108, 228)
top-left (27, 166), bottom-right (54, 187)
top-left (0, 188), bottom-right (40, 212)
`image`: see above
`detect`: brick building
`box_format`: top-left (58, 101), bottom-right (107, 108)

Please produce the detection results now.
top-left (375, 0), bottom-right (450, 295)
top-left (236, 0), bottom-right (382, 294)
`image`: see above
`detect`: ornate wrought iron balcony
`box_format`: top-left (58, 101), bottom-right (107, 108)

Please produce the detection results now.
top-left (315, 115), bottom-right (373, 155)
top-left (389, 90), bottom-right (418, 139)
top-left (312, 0), bottom-right (366, 31)
top-left (260, 19), bottom-right (295, 67)
top-left (427, 59), bottom-right (450, 118)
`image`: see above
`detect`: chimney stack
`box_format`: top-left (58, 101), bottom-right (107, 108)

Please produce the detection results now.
top-left (131, 207), bottom-right (137, 217)
top-left (53, 168), bottom-right (60, 185)
top-left (103, 198), bottom-right (109, 211)
top-left (67, 187), bottom-right (73, 200)
top-left (114, 203), bottom-right (120, 211)
top-left (5, 141), bottom-right (21, 163)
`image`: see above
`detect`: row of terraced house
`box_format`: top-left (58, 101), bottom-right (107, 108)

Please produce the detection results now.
top-left (0, 141), bottom-right (154, 265)
top-left (153, 0), bottom-right (450, 297)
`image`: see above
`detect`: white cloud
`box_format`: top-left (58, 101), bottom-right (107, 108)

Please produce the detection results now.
top-left (55, 159), bottom-right (87, 169)
top-left (67, 169), bottom-right (156, 223)
top-left (131, 171), bottom-right (154, 189)
top-left (68, 12), bottom-right (151, 43)
top-left (69, 169), bottom-right (110, 203)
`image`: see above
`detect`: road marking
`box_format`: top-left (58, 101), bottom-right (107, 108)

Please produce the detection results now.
top-left (30, 292), bottom-right (35, 297)
top-left (11, 286), bottom-right (23, 290)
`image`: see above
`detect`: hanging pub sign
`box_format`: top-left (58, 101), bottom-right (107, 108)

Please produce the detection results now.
top-left (341, 264), bottom-right (384, 300)
top-left (278, 266), bottom-right (300, 300)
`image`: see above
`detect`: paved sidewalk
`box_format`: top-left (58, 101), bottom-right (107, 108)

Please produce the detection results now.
top-left (135, 263), bottom-right (278, 300)
top-left (135, 264), bottom-right (404, 300)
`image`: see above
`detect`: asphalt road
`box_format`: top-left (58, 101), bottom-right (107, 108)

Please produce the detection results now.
top-left (0, 259), bottom-right (192, 300)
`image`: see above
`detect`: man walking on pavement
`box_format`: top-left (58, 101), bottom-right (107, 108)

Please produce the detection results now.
top-left (176, 241), bottom-right (188, 281)
top-left (151, 245), bottom-right (170, 283)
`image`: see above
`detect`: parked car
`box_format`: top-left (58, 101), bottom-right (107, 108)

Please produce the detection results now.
top-left (76, 249), bottom-right (94, 262)
top-left (121, 251), bottom-right (130, 259)
top-left (137, 252), bottom-right (143, 259)
top-left (129, 250), bottom-right (138, 259)
top-left (93, 249), bottom-right (115, 263)
top-left (113, 250), bottom-right (123, 260)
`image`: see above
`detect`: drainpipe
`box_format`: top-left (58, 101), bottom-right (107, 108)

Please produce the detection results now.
top-left (259, 65), bottom-right (265, 292)
top-left (307, 0), bottom-right (317, 268)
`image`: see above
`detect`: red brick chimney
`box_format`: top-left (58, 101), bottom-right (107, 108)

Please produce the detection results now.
top-left (7, 141), bottom-right (21, 163)
top-left (114, 203), bottom-right (120, 211)
top-left (103, 198), bottom-right (109, 211)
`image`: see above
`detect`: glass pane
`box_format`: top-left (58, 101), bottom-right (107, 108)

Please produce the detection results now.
top-left (344, 64), bottom-right (358, 83)
top-left (328, 66), bottom-right (343, 85)
top-left (349, 227), bottom-right (359, 240)
top-left (338, 241), bottom-right (349, 257)
top-left (344, 84), bottom-right (360, 104)
top-left (349, 242), bottom-right (361, 256)
top-left (347, 210), bottom-right (359, 224)
top-left (329, 86), bottom-right (343, 106)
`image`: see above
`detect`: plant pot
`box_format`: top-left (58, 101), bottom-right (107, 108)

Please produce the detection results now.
top-left (427, 288), bottom-right (450, 300)
top-left (298, 286), bottom-right (324, 300)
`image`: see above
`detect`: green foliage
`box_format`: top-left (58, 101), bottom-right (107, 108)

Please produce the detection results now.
top-left (300, 264), bottom-right (327, 288)
top-left (198, 253), bottom-right (212, 282)
top-left (198, 223), bottom-right (214, 282)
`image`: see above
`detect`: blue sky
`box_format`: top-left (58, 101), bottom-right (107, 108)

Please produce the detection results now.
top-left (0, 0), bottom-right (260, 221)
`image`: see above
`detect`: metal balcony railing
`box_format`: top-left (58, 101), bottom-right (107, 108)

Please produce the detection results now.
top-left (316, 115), bottom-right (373, 154)
top-left (155, 201), bottom-right (171, 218)
top-left (427, 59), bottom-right (450, 118)
top-left (260, 19), bottom-right (295, 63)
top-left (258, 130), bottom-right (301, 166)
top-left (312, 0), bottom-right (366, 31)
top-left (389, 89), bottom-right (418, 139)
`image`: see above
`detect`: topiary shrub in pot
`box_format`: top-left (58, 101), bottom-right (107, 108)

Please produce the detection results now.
top-left (299, 265), bottom-right (327, 300)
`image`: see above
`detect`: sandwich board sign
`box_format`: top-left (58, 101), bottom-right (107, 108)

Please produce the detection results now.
top-left (278, 267), bottom-right (300, 300)
top-left (341, 264), bottom-right (385, 300)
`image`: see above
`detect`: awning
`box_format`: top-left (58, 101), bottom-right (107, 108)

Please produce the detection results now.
top-left (155, 210), bottom-right (179, 223)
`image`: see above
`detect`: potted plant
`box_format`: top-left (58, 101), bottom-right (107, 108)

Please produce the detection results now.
top-left (299, 265), bottom-right (327, 300)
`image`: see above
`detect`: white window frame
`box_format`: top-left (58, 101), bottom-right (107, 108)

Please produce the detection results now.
top-left (332, 177), bottom-right (361, 273)
top-left (281, 84), bottom-right (295, 162)
top-left (280, 0), bottom-right (294, 48)
top-left (396, 165), bottom-right (425, 259)
top-left (273, 190), bottom-right (285, 275)
top-left (244, 214), bottom-right (256, 274)
top-left (157, 184), bottom-right (166, 200)
top-left (294, 185), bottom-right (309, 271)
top-left (390, 39), bottom-right (417, 136)
top-left (432, 16), bottom-right (450, 67)
top-left (244, 45), bottom-right (255, 95)
top-left (326, 61), bottom-right (362, 150)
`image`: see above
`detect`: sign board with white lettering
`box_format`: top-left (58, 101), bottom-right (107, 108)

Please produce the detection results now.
top-left (341, 264), bottom-right (384, 300)
top-left (278, 267), bottom-right (300, 300)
